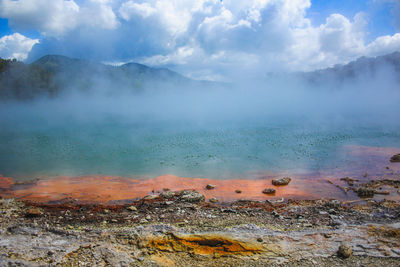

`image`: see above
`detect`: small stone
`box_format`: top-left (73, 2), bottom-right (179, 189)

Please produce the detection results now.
top-left (271, 211), bottom-right (280, 217)
top-left (111, 219), bottom-right (118, 223)
top-left (363, 173), bottom-right (368, 177)
top-left (390, 154), bottom-right (400, 162)
top-left (26, 208), bottom-right (43, 217)
top-left (160, 191), bottom-right (176, 199)
top-left (337, 244), bottom-right (352, 258)
top-left (356, 187), bottom-right (375, 198)
top-left (127, 206), bottom-right (137, 211)
top-left (209, 197), bottom-right (218, 203)
top-left (374, 190), bottom-right (390, 195)
top-left (145, 215), bottom-right (151, 220)
top-left (324, 233), bottom-right (332, 238)
top-left (143, 195), bottom-right (158, 200)
top-left (140, 218), bottom-right (148, 223)
top-left (206, 184), bottom-right (216, 190)
top-left (272, 177), bottom-right (292, 186)
top-left (257, 237), bottom-right (263, 242)
top-left (262, 188), bottom-right (276, 194)
top-left (103, 209), bottom-right (110, 213)
top-left (179, 190), bottom-right (205, 203)
top-left (165, 201), bottom-right (174, 205)
top-left (235, 189), bottom-right (242, 194)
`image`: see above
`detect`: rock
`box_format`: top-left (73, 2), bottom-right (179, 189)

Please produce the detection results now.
top-left (206, 184), bottom-right (216, 190)
top-left (324, 233), bottom-right (332, 238)
top-left (235, 189), bottom-right (242, 194)
top-left (160, 191), bottom-right (176, 199)
top-left (140, 218), bottom-right (148, 223)
top-left (337, 244), bottom-right (352, 258)
top-left (340, 177), bottom-right (358, 186)
top-left (271, 211), bottom-right (280, 217)
top-left (165, 201), bottom-right (174, 205)
top-left (356, 187), bottom-right (375, 198)
top-left (179, 190), bottom-right (205, 203)
top-left (256, 237), bottom-right (263, 242)
top-left (143, 195), bottom-right (158, 200)
top-left (209, 197), bottom-right (218, 203)
top-left (272, 177), bottom-right (291, 186)
top-left (145, 215), bottom-right (151, 220)
top-left (390, 154), bottom-right (400, 162)
top-left (25, 208), bottom-right (43, 217)
top-left (374, 190), bottom-right (390, 195)
top-left (127, 206), bottom-right (137, 211)
top-left (262, 188), bottom-right (276, 194)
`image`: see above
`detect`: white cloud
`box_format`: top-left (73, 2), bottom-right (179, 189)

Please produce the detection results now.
top-left (1, 0), bottom-right (400, 79)
top-left (366, 33), bottom-right (400, 55)
top-left (0, 33), bottom-right (39, 60)
top-left (0, 0), bottom-right (118, 37)
top-left (0, 0), bottom-right (80, 36)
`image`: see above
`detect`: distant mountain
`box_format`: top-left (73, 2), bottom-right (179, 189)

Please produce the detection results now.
top-left (299, 52), bottom-right (400, 86)
top-left (1, 52), bottom-right (399, 100)
top-left (0, 55), bottom-right (197, 100)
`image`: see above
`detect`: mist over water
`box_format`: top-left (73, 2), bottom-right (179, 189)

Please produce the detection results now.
top-left (1, 60), bottom-right (400, 181)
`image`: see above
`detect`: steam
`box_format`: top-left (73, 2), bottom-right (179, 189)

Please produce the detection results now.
top-left (1, 62), bottom-right (399, 128)
top-left (0, 55), bottom-right (400, 180)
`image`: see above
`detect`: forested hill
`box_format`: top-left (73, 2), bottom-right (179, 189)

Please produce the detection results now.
top-left (299, 52), bottom-right (400, 86)
top-left (1, 52), bottom-right (400, 100)
top-left (0, 55), bottom-right (196, 100)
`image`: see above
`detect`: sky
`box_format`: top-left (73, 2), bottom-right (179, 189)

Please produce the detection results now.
top-left (0, 0), bottom-right (400, 81)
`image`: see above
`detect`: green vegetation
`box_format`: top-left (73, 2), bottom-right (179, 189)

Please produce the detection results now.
top-left (0, 55), bottom-right (191, 100)
top-left (0, 57), bottom-right (58, 99)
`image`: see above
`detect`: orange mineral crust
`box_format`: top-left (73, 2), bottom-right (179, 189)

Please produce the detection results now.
top-left (0, 174), bottom-right (344, 204)
top-left (1, 145), bottom-right (399, 204)
top-left (0, 174), bottom-right (13, 188)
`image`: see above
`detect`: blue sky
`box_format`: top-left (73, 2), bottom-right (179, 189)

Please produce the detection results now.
top-left (309, 0), bottom-right (396, 40)
top-left (0, 0), bottom-right (400, 80)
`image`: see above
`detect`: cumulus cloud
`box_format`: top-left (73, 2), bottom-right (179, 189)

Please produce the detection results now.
top-left (0, 0), bottom-right (80, 36)
top-left (1, 0), bottom-right (400, 79)
top-left (0, 33), bottom-right (39, 60)
top-left (0, 0), bottom-right (118, 37)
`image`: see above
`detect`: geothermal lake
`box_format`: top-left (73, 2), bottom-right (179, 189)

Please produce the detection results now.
top-left (1, 117), bottom-right (399, 181)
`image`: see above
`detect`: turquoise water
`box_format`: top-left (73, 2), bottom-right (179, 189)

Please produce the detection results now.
top-left (1, 117), bottom-right (399, 180)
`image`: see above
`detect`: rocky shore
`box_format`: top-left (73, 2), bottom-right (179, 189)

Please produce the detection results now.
top-left (1, 189), bottom-right (400, 266)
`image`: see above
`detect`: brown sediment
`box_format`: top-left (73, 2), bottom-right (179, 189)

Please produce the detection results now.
top-left (147, 233), bottom-right (264, 256)
top-left (0, 174), bottom-right (320, 204)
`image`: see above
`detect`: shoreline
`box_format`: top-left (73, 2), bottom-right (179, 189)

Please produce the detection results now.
top-left (0, 147), bottom-right (399, 265)
top-left (1, 172), bottom-right (400, 204)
